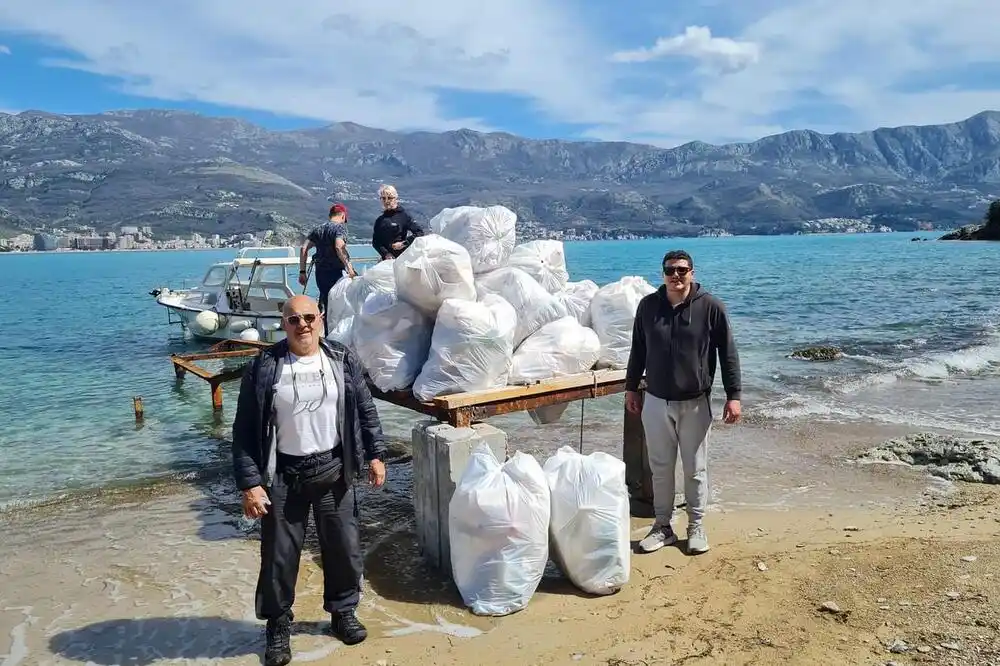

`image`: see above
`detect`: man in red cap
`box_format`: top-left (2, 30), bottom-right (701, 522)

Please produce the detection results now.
top-left (299, 204), bottom-right (357, 332)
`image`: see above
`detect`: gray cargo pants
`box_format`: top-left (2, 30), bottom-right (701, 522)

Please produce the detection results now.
top-left (640, 393), bottom-right (713, 525)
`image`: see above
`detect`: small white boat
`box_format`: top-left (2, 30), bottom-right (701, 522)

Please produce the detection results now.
top-left (151, 245), bottom-right (377, 342)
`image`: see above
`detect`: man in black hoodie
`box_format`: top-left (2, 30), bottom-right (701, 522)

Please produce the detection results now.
top-left (624, 250), bottom-right (741, 556)
top-left (371, 184), bottom-right (424, 260)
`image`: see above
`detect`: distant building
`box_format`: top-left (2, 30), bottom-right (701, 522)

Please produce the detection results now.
top-left (33, 233), bottom-right (58, 251)
top-left (120, 225), bottom-right (139, 235)
top-left (75, 236), bottom-right (104, 251)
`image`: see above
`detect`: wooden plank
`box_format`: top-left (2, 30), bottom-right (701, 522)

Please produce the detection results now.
top-left (432, 369), bottom-right (628, 409)
top-left (464, 379), bottom-right (628, 423)
top-left (172, 349), bottom-right (263, 362)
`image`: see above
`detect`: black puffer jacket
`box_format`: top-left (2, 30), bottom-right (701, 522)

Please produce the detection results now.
top-left (231, 338), bottom-right (386, 490)
top-left (372, 206), bottom-right (424, 258)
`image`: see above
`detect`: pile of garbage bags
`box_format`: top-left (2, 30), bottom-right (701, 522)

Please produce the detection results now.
top-left (327, 203), bottom-right (655, 396)
top-left (449, 442), bottom-right (630, 616)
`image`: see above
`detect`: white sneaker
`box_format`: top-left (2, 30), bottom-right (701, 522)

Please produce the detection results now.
top-left (687, 523), bottom-right (710, 554)
top-left (638, 523), bottom-right (678, 553)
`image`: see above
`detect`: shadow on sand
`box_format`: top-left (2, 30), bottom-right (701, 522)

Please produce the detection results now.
top-left (47, 616), bottom-right (329, 665)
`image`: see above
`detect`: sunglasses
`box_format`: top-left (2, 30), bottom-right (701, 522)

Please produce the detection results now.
top-left (663, 265), bottom-right (692, 277)
top-left (284, 313), bottom-right (318, 327)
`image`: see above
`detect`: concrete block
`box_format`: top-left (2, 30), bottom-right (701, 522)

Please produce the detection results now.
top-left (411, 420), bottom-right (508, 574)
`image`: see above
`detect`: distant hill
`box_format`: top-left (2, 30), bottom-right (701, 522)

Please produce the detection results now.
top-left (2, 108), bottom-right (999, 239)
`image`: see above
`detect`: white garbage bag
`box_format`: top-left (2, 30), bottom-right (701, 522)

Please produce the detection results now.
top-left (449, 443), bottom-right (551, 616)
top-left (327, 315), bottom-right (355, 346)
top-left (412, 295), bottom-right (517, 401)
top-left (556, 279), bottom-right (599, 327)
top-left (428, 205), bottom-right (517, 274)
top-left (352, 291), bottom-right (432, 392)
top-left (394, 234), bottom-right (477, 316)
top-left (509, 316), bottom-right (601, 384)
top-left (507, 240), bottom-right (569, 293)
top-left (543, 446), bottom-right (630, 596)
top-left (346, 260), bottom-right (396, 313)
top-left (325, 276), bottom-right (357, 346)
top-left (475, 267), bottom-right (568, 348)
top-left (590, 276), bottom-right (656, 369)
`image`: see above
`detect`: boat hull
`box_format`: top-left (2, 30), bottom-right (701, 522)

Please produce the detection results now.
top-left (158, 297), bottom-right (286, 343)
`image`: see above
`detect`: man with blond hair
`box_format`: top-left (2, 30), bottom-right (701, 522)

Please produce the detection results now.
top-left (233, 295), bottom-right (387, 666)
top-left (371, 184), bottom-right (424, 260)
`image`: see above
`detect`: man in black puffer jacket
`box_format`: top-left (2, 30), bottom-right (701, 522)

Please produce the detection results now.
top-left (371, 184), bottom-right (424, 260)
top-left (233, 295), bottom-right (387, 666)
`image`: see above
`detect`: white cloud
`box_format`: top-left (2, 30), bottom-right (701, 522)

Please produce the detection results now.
top-left (0, 0), bottom-right (999, 147)
top-left (0, 45), bottom-right (11, 55)
top-left (611, 26), bottom-right (760, 74)
top-left (0, 0), bottom-right (617, 132)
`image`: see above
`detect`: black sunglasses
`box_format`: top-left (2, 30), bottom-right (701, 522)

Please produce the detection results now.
top-left (663, 265), bottom-right (692, 276)
top-left (284, 313), bottom-right (318, 327)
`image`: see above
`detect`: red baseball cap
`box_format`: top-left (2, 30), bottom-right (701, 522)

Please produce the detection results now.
top-left (329, 203), bottom-right (349, 219)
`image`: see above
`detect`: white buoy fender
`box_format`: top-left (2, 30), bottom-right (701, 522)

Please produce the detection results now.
top-left (239, 328), bottom-right (261, 342)
top-left (191, 310), bottom-right (221, 335)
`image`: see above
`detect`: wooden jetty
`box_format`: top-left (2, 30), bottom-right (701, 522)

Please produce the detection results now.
top-left (169, 338), bottom-right (654, 518)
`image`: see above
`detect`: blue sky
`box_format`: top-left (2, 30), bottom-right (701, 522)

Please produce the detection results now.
top-left (1, 0), bottom-right (1000, 147)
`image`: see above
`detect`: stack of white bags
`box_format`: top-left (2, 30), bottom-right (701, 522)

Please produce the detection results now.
top-left (329, 204), bottom-right (656, 403)
top-left (448, 441), bottom-right (631, 616)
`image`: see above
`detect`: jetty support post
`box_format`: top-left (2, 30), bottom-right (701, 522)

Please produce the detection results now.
top-left (622, 389), bottom-right (654, 518)
top-left (411, 421), bottom-right (508, 575)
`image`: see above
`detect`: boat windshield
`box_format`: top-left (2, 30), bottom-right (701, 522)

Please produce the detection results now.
top-left (200, 265), bottom-right (230, 288)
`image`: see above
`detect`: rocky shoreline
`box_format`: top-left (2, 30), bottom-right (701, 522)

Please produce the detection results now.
top-left (857, 433), bottom-right (1000, 484)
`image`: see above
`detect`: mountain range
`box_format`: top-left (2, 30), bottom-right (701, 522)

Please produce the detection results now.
top-left (2, 108), bottom-right (1000, 239)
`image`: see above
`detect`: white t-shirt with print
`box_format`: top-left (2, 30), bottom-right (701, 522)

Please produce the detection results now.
top-left (272, 351), bottom-right (341, 456)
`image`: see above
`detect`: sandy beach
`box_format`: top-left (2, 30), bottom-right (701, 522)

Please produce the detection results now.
top-left (2, 417), bottom-right (999, 666)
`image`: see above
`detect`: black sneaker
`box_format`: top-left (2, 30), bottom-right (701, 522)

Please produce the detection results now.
top-left (331, 610), bottom-right (368, 645)
top-left (265, 612), bottom-right (293, 666)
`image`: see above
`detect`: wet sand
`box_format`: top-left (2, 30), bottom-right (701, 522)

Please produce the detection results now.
top-left (1, 418), bottom-right (994, 665)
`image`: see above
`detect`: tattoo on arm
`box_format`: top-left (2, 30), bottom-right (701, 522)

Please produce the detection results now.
top-left (335, 241), bottom-right (352, 272)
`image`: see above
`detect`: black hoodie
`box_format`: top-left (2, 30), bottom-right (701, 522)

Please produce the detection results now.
top-left (371, 207), bottom-right (424, 258)
top-left (624, 282), bottom-right (742, 402)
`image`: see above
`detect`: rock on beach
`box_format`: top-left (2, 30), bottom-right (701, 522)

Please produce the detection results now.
top-left (857, 433), bottom-right (1000, 484)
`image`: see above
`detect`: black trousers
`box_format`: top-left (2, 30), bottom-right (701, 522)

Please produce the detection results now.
top-left (315, 269), bottom-right (346, 333)
top-left (255, 450), bottom-right (363, 620)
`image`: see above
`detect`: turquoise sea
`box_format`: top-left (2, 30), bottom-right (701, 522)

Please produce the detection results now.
top-left (0, 232), bottom-right (998, 508)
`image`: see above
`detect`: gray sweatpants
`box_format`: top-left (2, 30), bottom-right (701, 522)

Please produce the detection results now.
top-left (640, 394), bottom-right (713, 525)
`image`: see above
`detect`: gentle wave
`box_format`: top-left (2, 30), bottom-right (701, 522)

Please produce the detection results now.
top-left (825, 336), bottom-right (1000, 394)
top-left (750, 391), bottom-right (1000, 438)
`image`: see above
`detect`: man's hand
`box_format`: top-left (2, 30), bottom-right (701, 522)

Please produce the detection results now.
top-left (625, 390), bottom-right (643, 414)
top-left (368, 459), bottom-right (386, 488)
top-left (241, 486), bottom-right (270, 519)
top-left (723, 399), bottom-right (742, 424)
top-left (297, 271), bottom-right (308, 286)
top-left (347, 266), bottom-right (357, 279)
top-left (390, 241), bottom-right (404, 251)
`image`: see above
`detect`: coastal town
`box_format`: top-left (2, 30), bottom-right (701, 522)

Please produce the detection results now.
top-left (0, 214), bottom-right (903, 253)
top-left (0, 224), bottom-right (274, 252)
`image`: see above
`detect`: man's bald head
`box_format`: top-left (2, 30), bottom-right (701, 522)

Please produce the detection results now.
top-left (282, 294), bottom-right (319, 317)
top-left (282, 295), bottom-right (323, 355)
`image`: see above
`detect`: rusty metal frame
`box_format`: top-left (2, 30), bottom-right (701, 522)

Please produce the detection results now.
top-left (170, 338), bottom-right (270, 409)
